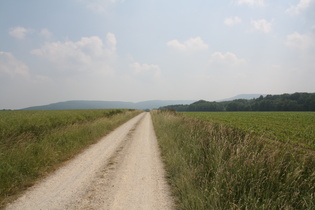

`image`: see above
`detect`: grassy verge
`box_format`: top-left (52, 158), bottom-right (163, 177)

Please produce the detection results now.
top-left (0, 109), bottom-right (141, 207)
top-left (152, 110), bottom-right (315, 209)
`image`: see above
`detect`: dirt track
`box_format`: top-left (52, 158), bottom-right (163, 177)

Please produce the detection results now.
top-left (6, 112), bottom-right (174, 210)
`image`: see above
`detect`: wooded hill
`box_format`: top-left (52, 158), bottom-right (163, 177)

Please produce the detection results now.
top-left (160, 92), bottom-right (315, 111)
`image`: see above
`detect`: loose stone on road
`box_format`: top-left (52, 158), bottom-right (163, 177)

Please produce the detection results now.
top-left (6, 112), bottom-right (174, 210)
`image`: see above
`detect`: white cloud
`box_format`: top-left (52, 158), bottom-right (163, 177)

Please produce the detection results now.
top-left (0, 52), bottom-right (30, 78)
top-left (210, 52), bottom-right (246, 66)
top-left (39, 28), bottom-right (53, 39)
top-left (9, 27), bottom-right (32, 39)
top-left (167, 37), bottom-right (209, 53)
top-left (106, 32), bottom-right (117, 52)
top-left (286, 0), bottom-right (312, 15)
top-left (9, 27), bottom-right (53, 40)
top-left (30, 33), bottom-right (117, 74)
top-left (130, 62), bottom-right (161, 79)
top-left (237, 0), bottom-right (264, 7)
top-left (285, 32), bottom-right (315, 51)
top-left (251, 19), bottom-right (272, 33)
top-left (83, 0), bottom-right (123, 13)
top-left (224, 16), bottom-right (242, 26)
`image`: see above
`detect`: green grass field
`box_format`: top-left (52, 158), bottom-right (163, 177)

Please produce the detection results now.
top-left (0, 109), bottom-right (141, 207)
top-left (183, 112), bottom-right (315, 149)
top-left (152, 110), bottom-right (315, 209)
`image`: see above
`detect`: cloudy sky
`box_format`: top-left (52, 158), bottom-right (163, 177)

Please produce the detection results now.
top-left (1, 0), bottom-right (315, 109)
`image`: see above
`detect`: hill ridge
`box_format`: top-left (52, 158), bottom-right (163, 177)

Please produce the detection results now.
top-left (20, 100), bottom-right (196, 110)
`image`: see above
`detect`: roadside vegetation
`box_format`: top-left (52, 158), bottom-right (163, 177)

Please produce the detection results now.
top-left (152, 110), bottom-right (315, 209)
top-left (0, 109), bottom-right (141, 207)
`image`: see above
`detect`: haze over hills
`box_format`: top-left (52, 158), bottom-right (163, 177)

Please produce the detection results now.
top-left (218, 94), bottom-right (265, 101)
top-left (19, 94), bottom-right (266, 110)
top-left (20, 100), bottom-right (196, 110)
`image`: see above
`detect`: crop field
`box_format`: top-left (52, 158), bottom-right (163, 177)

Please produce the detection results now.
top-left (0, 109), bottom-right (141, 206)
top-left (152, 110), bottom-right (315, 209)
top-left (183, 112), bottom-right (315, 149)
top-left (1, 109), bottom-right (125, 145)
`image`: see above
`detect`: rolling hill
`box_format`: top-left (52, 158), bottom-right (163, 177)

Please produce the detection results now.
top-left (20, 100), bottom-right (196, 110)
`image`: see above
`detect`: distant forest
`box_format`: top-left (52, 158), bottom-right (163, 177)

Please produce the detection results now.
top-left (160, 92), bottom-right (315, 111)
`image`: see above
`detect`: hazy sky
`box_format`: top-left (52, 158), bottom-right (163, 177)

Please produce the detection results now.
top-left (1, 0), bottom-right (315, 109)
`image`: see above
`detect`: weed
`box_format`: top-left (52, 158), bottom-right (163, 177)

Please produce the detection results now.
top-left (152, 110), bottom-right (315, 209)
top-left (0, 109), bottom-right (141, 207)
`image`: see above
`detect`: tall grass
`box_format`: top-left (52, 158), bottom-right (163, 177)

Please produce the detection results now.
top-left (152, 110), bottom-right (315, 209)
top-left (0, 109), bottom-right (141, 207)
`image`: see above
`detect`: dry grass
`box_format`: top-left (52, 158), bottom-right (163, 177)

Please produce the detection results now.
top-left (0, 109), bottom-right (141, 207)
top-left (152, 110), bottom-right (315, 209)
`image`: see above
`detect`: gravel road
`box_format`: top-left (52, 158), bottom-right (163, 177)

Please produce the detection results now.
top-left (6, 112), bottom-right (174, 210)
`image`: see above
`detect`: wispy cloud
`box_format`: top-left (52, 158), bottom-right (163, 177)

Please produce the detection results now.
top-left (236, 0), bottom-right (264, 7)
top-left (83, 0), bottom-right (123, 13)
top-left (9, 27), bottom-right (53, 40)
top-left (224, 16), bottom-right (242, 26)
top-left (0, 52), bottom-right (30, 78)
top-left (106, 32), bottom-right (117, 52)
top-left (39, 28), bottom-right (53, 39)
top-left (285, 32), bottom-right (315, 51)
top-left (210, 52), bottom-right (246, 67)
top-left (9, 27), bottom-right (32, 39)
top-left (286, 0), bottom-right (312, 15)
top-left (167, 37), bottom-right (208, 53)
top-left (251, 19), bottom-right (272, 33)
top-left (130, 62), bottom-right (161, 79)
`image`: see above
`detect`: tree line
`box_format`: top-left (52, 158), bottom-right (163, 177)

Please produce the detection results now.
top-left (160, 92), bottom-right (315, 111)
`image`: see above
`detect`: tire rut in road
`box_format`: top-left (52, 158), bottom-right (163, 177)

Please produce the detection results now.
top-left (104, 113), bottom-right (174, 210)
top-left (72, 116), bottom-right (141, 209)
top-left (6, 113), bottom-right (174, 210)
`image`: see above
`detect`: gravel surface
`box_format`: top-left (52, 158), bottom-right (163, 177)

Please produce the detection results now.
top-left (6, 112), bottom-right (174, 210)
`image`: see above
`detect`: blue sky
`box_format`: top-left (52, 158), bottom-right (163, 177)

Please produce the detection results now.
top-left (1, 0), bottom-right (315, 109)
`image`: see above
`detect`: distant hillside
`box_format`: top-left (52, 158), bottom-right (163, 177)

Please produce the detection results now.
top-left (160, 92), bottom-right (315, 111)
top-left (20, 100), bottom-right (196, 110)
top-left (219, 94), bottom-right (265, 101)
